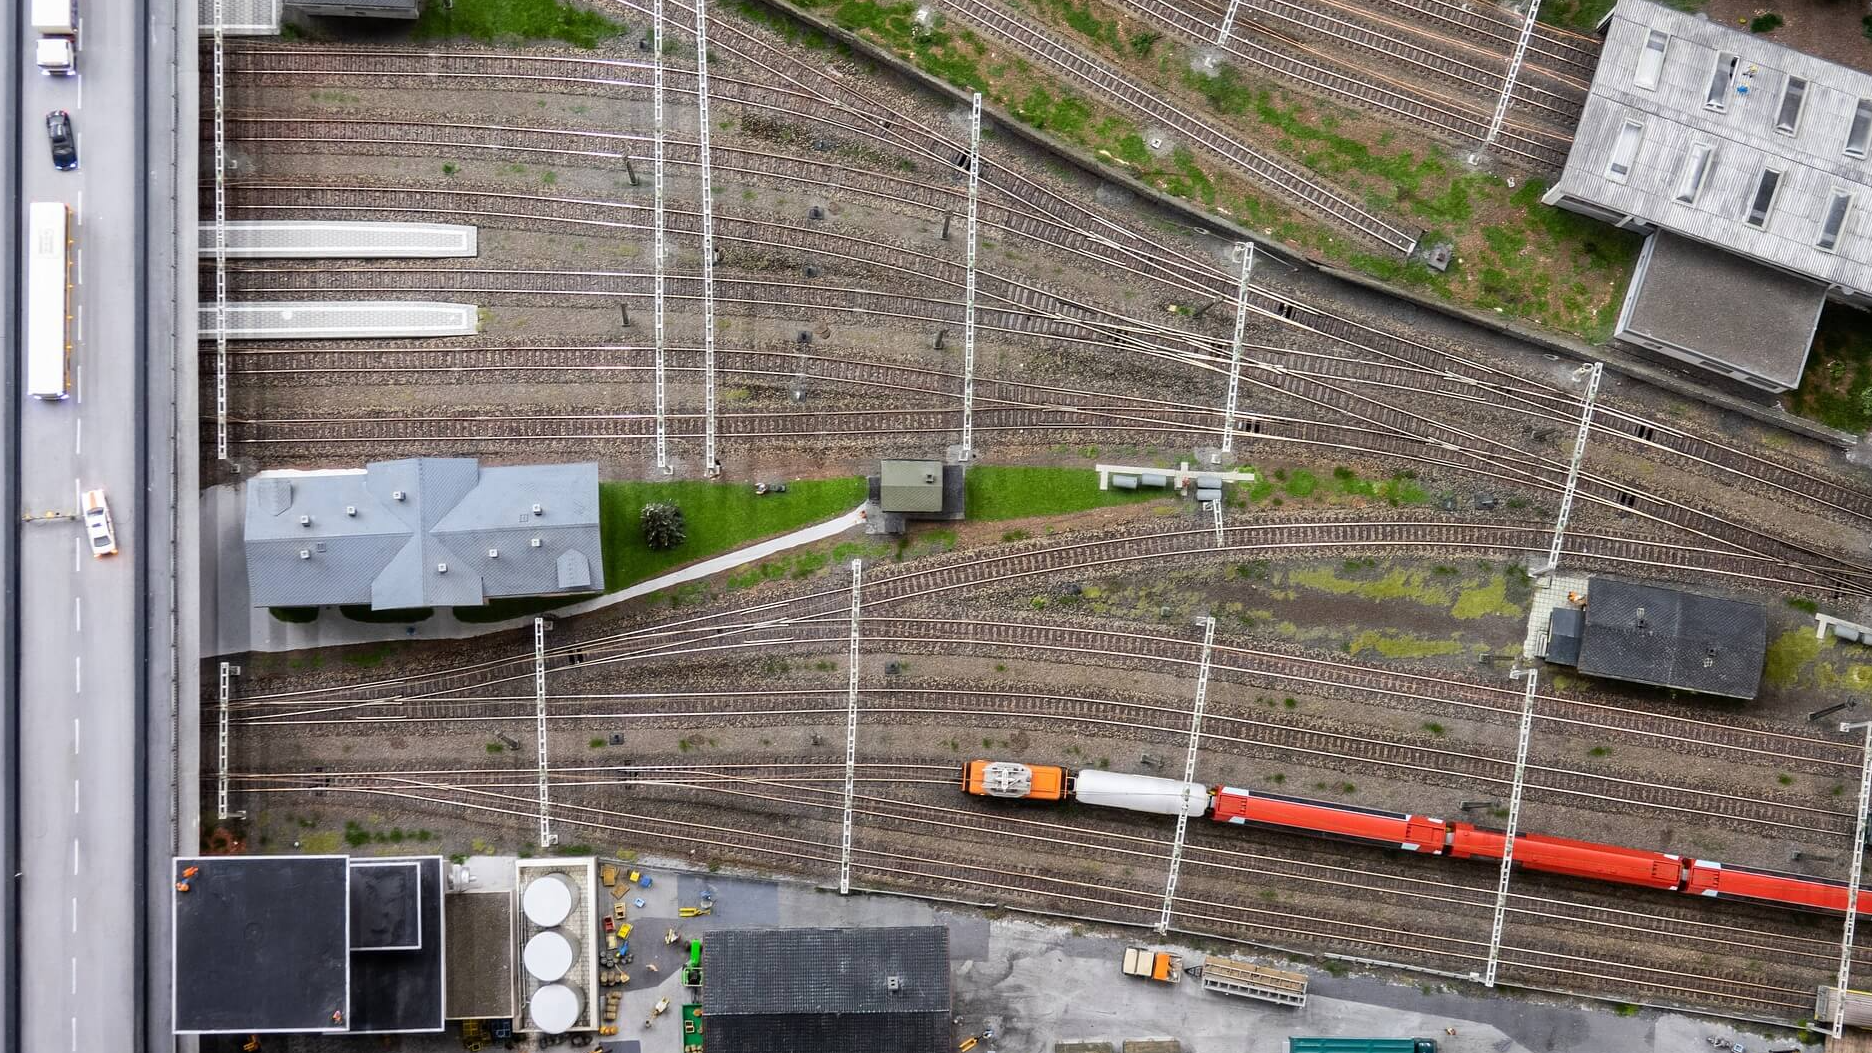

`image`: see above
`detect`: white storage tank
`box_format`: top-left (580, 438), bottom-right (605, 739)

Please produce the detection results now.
top-left (522, 873), bottom-right (575, 928)
top-left (529, 983), bottom-right (582, 1035)
top-left (523, 930), bottom-right (578, 983)
top-left (1073, 769), bottom-right (1209, 816)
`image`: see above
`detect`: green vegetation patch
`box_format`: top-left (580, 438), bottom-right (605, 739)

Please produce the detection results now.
top-left (1451, 576), bottom-right (1523, 620)
top-left (412, 0), bottom-right (629, 46)
top-left (963, 465), bottom-right (1173, 520)
top-left (1347, 630), bottom-right (1466, 660)
top-left (1789, 303), bottom-right (1872, 433)
top-left (1287, 565), bottom-right (1455, 607)
top-left (1765, 627), bottom-right (1826, 690)
top-left (599, 477), bottom-right (866, 589)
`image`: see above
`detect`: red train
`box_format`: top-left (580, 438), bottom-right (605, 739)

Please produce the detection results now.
top-left (961, 759), bottom-right (1872, 916)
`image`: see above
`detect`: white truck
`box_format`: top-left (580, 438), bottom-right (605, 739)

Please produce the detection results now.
top-left (33, 0), bottom-right (78, 75)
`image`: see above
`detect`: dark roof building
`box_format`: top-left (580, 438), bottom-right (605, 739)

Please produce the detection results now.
top-left (172, 855), bottom-right (447, 1036)
top-left (1545, 578), bottom-right (1767, 698)
top-left (702, 926), bottom-right (952, 1053)
top-left (1542, 0), bottom-right (1872, 391)
top-left (244, 457), bottom-right (603, 610)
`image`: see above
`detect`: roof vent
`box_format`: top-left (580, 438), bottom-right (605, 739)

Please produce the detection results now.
top-left (345, 505), bottom-right (357, 516)
top-left (299, 514), bottom-right (312, 527)
top-left (392, 490), bottom-right (406, 501)
top-left (886, 976), bottom-right (903, 993)
top-left (437, 563), bottom-right (448, 574)
top-left (488, 549), bottom-right (500, 558)
top-left (532, 503), bottom-right (544, 516)
top-left (298, 549), bottom-right (311, 559)
top-left (530, 538), bottom-right (543, 548)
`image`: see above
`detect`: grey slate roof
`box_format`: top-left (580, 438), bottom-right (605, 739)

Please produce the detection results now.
top-left (880, 460), bottom-right (946, 513)
top-left (703, 926), bottom-right (951, 1053)
top-left (245, 458), bottom-right (603, 610)
top-left (1572, 578), bottom-right (1767, 698)
top-left (1545, 0), bottom-right (1872, 297)
top-left (1616, 231), bottom-right (1826, 389)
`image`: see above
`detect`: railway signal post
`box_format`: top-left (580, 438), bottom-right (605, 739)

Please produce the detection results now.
top-left (1219, 242), bottom-right (1254, 458)
top-left (212, 0), bottom-right (231, 464)
top-left (840, 560), bottom-right (865, 894)
top-left (653, 0), bottom-right (670, 474)
top-left (1475, 0), bottom-right (1544, 161)
top-left (1484, 667), bottom-right (1540, 988)
top-left (696, 0), bottom-right (721, 476)
top-left (217, 662), bottom-right (244, 821)
top-left (1834, 720), bottom-right (1872, 1037)
top-left (1537, 362), bottom-right (1602, 576)
top-left (959, 93), bottom-right (983, 463)
top-left (536, 618), bottom-right (555, 848)
top-left (1158, 616), bottom-right (1216, 934)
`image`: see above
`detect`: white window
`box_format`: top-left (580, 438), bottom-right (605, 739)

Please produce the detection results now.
top-left (1673, 142), bottom-right (1716, 205)
top-left (1744, 167), bottom-right (1782, 228)
top-left (1848, 98), bottom-right (1872, 159)
top-left (1634, 30), bottom-right (1669, 91)
top-left (1606, 120), bottom-right (1644, 183)
top-left (1775, 75), bottom-right (1806, 136)
top-left (1818, 189), bottom-right (1854, 253)
top-left (1705, 51), bottom-right (1739, 111)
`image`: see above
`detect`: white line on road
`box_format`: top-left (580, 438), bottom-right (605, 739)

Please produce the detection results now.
top-left (71, 838), bottom-right (80, 876)
top-left (75, 364), bottom-right (82, 403)
top-left (73, 717), bottom-right (80, 753)
top-left (76, 248), bottom-right (83, 286)
top-left (73, 596), bottom-right (81, 632)
top-left (73, 778), bottom-right (80, 814)
top-left (70, 1016), bottom-right (76, 1052)
top-left (73, 656), bottom-right (81, 694)
top-left (70, 896), bottom-right (78, 933)
top-left (70, 956), bottom-right (76, 994)
top-left (76, 304), bottom-right (82, 343)
top-left (73, 536), bottom-right (81, 572)
top-left (74, 417), bottom-right (81, 455)
top-left (74, 478), bottom-right (82, 511)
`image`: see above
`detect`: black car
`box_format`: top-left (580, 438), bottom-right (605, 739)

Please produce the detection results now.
top-left (46, 110), bottom-right (76, 171)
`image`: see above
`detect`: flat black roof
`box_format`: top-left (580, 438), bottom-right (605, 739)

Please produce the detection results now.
top-left (351, 858), bottom-right (422, 950)
top-left (703, 926), bottom-right (951, 1053)
top-left (173, 856), bottom-right (350, 1034)
top-left (349, 856), bottom-right (446, 1034)
top-left (1575, 578), bottom-right (1768, 699)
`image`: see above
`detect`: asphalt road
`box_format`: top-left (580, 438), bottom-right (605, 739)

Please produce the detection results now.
top-left (15, 6), bottom-right (147, 1051)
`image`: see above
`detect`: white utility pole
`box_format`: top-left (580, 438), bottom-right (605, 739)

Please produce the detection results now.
top-left (695, 0), bottom-right (719, 475)
top-left (535, 618), bottom-right (555, 848)
top-left (1219, 242), bottom-right (1254, 456)
top-left (212, 0), bottom-right (230, 463)
top-left (1210, 490), bottom-right (1225, 548)
top-left (1834, 720), bottom-right (1872, 1038)
top-left (1159, 616), bottom-right (1217, 934)
top-left (1216, 0), bottom-right (1245, 43)
top-left (1483, 668), bottom-right (1539, 988)
top-left (1480, 0), bottom-right (1545, 153)
top-left (959, 93), bottom-right (983, 462)
top-left (653, 0), bottom-right (670, 473)
top-left (841, 560), bottom-right (863, 893)
top-left (1540, 362), bottom-right (1602, 575)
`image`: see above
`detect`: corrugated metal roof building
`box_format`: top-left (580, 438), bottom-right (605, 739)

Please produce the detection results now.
top-left (701, 926), bottom-right (951, 1053)
top-left (879, 460), bottom-right (946, 513)
top-left (1543, 0), bottom-right (1872, 390)
top-left (1545, 578), bottom-right (1767, 698)
top-left (244, 458), bottom-right (603, 610)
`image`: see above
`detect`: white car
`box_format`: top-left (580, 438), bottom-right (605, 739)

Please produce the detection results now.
top-left (82, 489), bottom-right (117, 557)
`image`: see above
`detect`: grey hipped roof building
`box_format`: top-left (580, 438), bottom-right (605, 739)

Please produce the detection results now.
top-left (1543, 0), bottom-right (1872, 390)
top-left (1545, 578), bottom-right (1767, 699)
top-left (245, 458), bottom-right (603, 610)
top-left (701, 926), bottom-right (952, 1053)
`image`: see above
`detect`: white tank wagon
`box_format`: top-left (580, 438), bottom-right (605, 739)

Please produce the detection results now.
top-left (1072, 769), bottom-right (1210, 817)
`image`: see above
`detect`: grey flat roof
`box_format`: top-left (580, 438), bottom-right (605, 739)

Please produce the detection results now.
top-left (704, 926), bottom-right (951, 1053)
top-left (880, 460), bottom-right (945, 513)
top-left (1547, 0), bottom-right (1872, 295)
top-left (1575, 578), bottom-right (1768, 698)
top-left (245, 458), bottom-right (604, 609)
top-left (173, 856), bottom-right (351, 1034)
top-left (350, 859), bottom-right (422, 951)
top-left (444, 890), bottom-right (515, 1020)
top-left (1620, 231), bottom-right (1825, 387)
top-left (349, 856), bottom-right (447, 1034)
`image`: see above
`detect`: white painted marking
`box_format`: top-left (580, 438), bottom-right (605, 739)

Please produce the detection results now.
top-left (73, 779), bottom-right (80, 814)
top-left (70, 1016), bottom-right (76, 1051)
top-left (77, 17), bottom-right (83, 46)
top-left (74, 596), bottom-right (81, 632)
top-left (73, 536), bottom-right (81, 572)
top-left (70, 956), bottom-right (76, 994)
top-left (74, 479), bottom-right (82, 511)
top-left (71, 838), bottom-right (80, 876)
top-left (75, 364), bottom-right (82, 403)
top-left (76, 304), bottom-right (82, 343)
top-left (74, 418), bottom-right (82, 455)
top-left (73, 656), bottom-right (81, 694)
top-left (70, 896), bottom-right (78, 933)
top-left (73, 717), bottom-right (81, 753)
top-left (76, 248), bottom-right (83, 286)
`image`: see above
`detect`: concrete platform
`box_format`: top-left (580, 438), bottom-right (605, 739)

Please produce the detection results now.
top-left (197, 0), bottom-right (281, 34)
top-left (200, 221), bottom-right (478, 259)
top-left (197, 301), bottom-right (479, 340)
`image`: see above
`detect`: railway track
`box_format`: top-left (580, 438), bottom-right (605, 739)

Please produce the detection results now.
top-left (1370, 0), bottom-right (1603, 83)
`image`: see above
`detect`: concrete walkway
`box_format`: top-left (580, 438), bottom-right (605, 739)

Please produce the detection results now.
top-left (204, 482), bottom-right (866, 656)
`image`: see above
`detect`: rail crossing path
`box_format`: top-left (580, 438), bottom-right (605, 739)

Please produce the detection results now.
top-left (4, 3), bottom-right (189, 1053)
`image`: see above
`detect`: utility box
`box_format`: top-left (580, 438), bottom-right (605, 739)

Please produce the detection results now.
top-left (1121, 946), bottom-right (1182, 983)
top-left (32, 0), bottom-right (77, 33)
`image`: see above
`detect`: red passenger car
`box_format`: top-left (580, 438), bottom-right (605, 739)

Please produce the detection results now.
top-left (1685, 860), bottom-right (1872, 914)
top-left (1450, 823), bottom-right (1683, 889)
top-left (1211, 788), bottom-right (1447, 854)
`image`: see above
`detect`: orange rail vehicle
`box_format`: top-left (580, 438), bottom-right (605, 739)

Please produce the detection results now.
top-left (960, 760), bottom-right (1070, 801)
